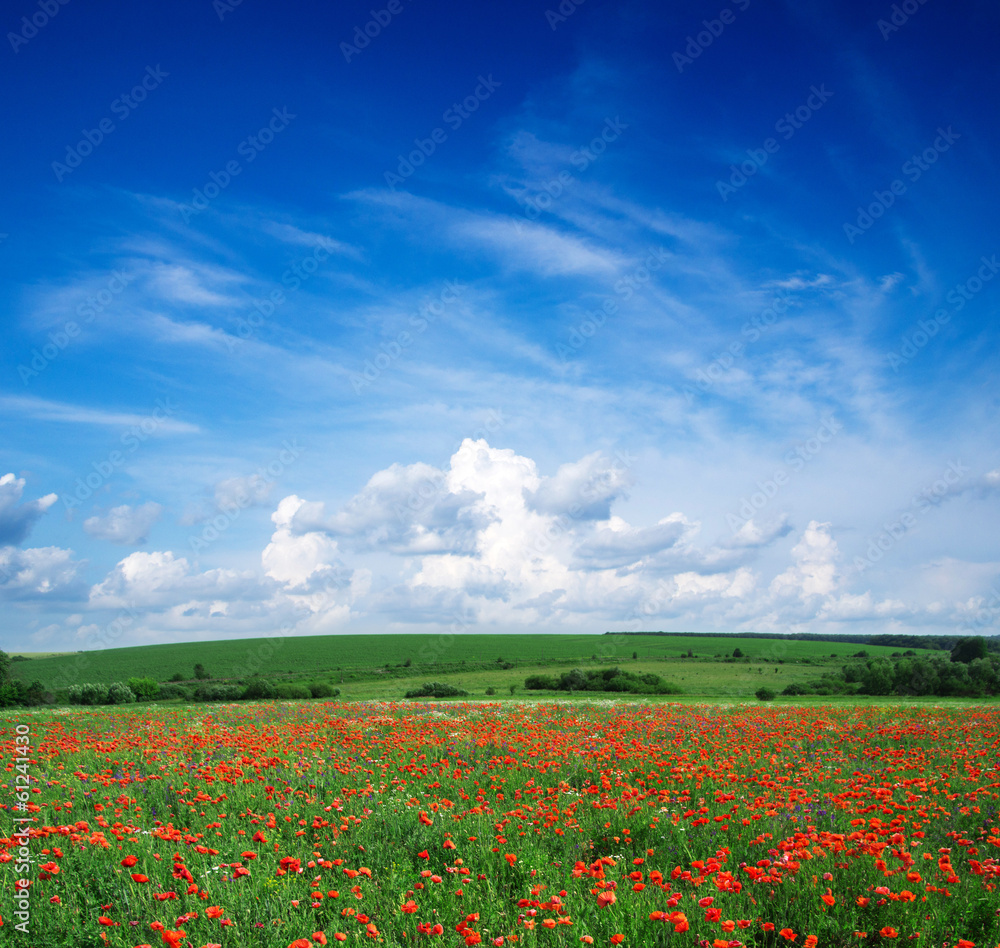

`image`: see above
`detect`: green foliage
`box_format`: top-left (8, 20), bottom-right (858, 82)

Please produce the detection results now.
top-left (194, 683), bottom-right (242, 702)
top-left (733, 647), bottom-right (744, 658)
top-left (755, 687), bottom-right (776, 701)
top-left (126, 677), bottom-right (160, 700)
top-left (169, 672), bottom-right (185, 682)
top-left (308, 682), bottom-right (338, 698)
top-left (242, 678), bottom-right (277, 700)
top-left (107, 682), bottom-right (137, 705)
top-left (158, 683), bottom-right (191, 701)
top-left (951, 636), bottom-right (988, 664)
top-left (405, 682), bottom-right (469, 699)
top-left (193, 663), bottom-right (210, 680)
top-left (524, 667), bottom-right (681, 696)
top-left (274, 683), bottom-right (312, 700)
top-left (0, 677), bottom-right (46, 708)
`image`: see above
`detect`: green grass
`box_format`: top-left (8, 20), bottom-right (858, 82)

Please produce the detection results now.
top-left (8, 632), bottom-right (933, 694)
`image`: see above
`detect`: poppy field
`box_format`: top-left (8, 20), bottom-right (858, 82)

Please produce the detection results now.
top-left (2, 702), bottom-right (999, 948)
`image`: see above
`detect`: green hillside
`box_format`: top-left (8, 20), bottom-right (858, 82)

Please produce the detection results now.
top-left (9, 632), bottom-right (937, 693)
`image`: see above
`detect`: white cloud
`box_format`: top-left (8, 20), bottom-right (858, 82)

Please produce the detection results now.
top-left (89, 551), bottom-right (262, 609)
top-left (0, 473), bottom-right (57, 545)
top-left (0, 545), bottom-right (86, 600)
top-left (83, 503), bottom-right (162, 545)
top-left (769, 521), bottom-right (840, 599)
top-left (0, 396), bottom-right (198, 433)
top-left (527, 451), bottom-right (631, 520)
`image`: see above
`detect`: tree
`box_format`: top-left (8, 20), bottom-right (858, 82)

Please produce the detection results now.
top-left (733, 647), bottom-right (744, 658)
top-left (951, 636), bottom-right (988, 664)
top-left (194, 663), bottom-right (210, 680)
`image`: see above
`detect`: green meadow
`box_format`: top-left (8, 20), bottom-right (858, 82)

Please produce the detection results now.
top-left (8, 632), bottom-right (941, 701)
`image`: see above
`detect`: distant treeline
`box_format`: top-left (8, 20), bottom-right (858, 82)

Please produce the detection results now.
top-left (608, 631), bottom-right (999, 653)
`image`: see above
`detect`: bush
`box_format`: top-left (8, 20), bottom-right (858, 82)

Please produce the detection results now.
top-left (127, 677), bottom-right (160, 700)
top-left (755, 687), bottom-right (777, 701)
top-left (194, 684), bottom-right (242, 702)
top-left (107, 682), bottom-right (137, 705)
top-left (71, 682), bottom-right (109, 706)
top-left (242, 678), bottom-right (277, 700)
top-left (170, 672), bottom-right (185, 682)
top-left (404, 682), bottom-right (469, 699)
top-left (193, 663), bottom-right (209, 680)
top-left (274, 683), bottom-right (312, 700)
top-left (308, 682), bottom-right (338, 699)
top-left (485, 687), bottom-right (496, 696)
top-left (782, 683), bottom-right (806, 696)
top-left (158, 683), bottom-right (191, 701)
top-left (525, 674), bottom-right (558, 690)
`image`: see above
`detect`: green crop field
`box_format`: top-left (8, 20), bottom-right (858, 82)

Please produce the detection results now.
top-left (8, 631), bottom-right (939, 697)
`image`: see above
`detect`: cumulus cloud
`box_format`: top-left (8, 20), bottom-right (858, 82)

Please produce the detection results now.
top-left (290, 459), bottom-right (490, 555)
top-left (89, 550), bottom-right (263, 609)
top-left (572, 515), bottom-right (692, 570)
top-left (262, 495), bottom-right (353, 593)
top-left (83, 502), bottom-right (162, 545)
top-left (0, 473), bottom-right (58, 545)
top-left (526, 451), bottom-right (632, 520)
top-left (0, 545), bottom-right (87, 600)
top-left (769, 520), bottom-right (840, 599)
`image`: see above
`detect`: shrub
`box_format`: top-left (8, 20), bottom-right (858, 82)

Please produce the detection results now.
top-left (73, 683), bottom-right (109, 706)
top-left (107, 682), bottom-right (137, 705)
top-left (169, 672), bottom-right (185, 682)
top-left (755, 687), bottom-right (777, 701)
top-left (193, 663), bottom-right (209, 680)
top-left (194, 684), bottom-right (242, 702)
top-left (404, 682), bottom-right (469, 699)
top-left (274, 683), bottom-right (312, 700)
top-left (485, 687), bottom-right (496, 696)
top-left (158, 683), bottom-right (191, 701)
top-left (308, 682), bottom-right (338, 699)
top-left (242, 678), bottom-right (277, 700)
top-left (127, 677), bottom-right (160, 700)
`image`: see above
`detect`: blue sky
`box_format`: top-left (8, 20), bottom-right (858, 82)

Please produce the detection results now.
top-left (2, 0), bottom-right (999, 651)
